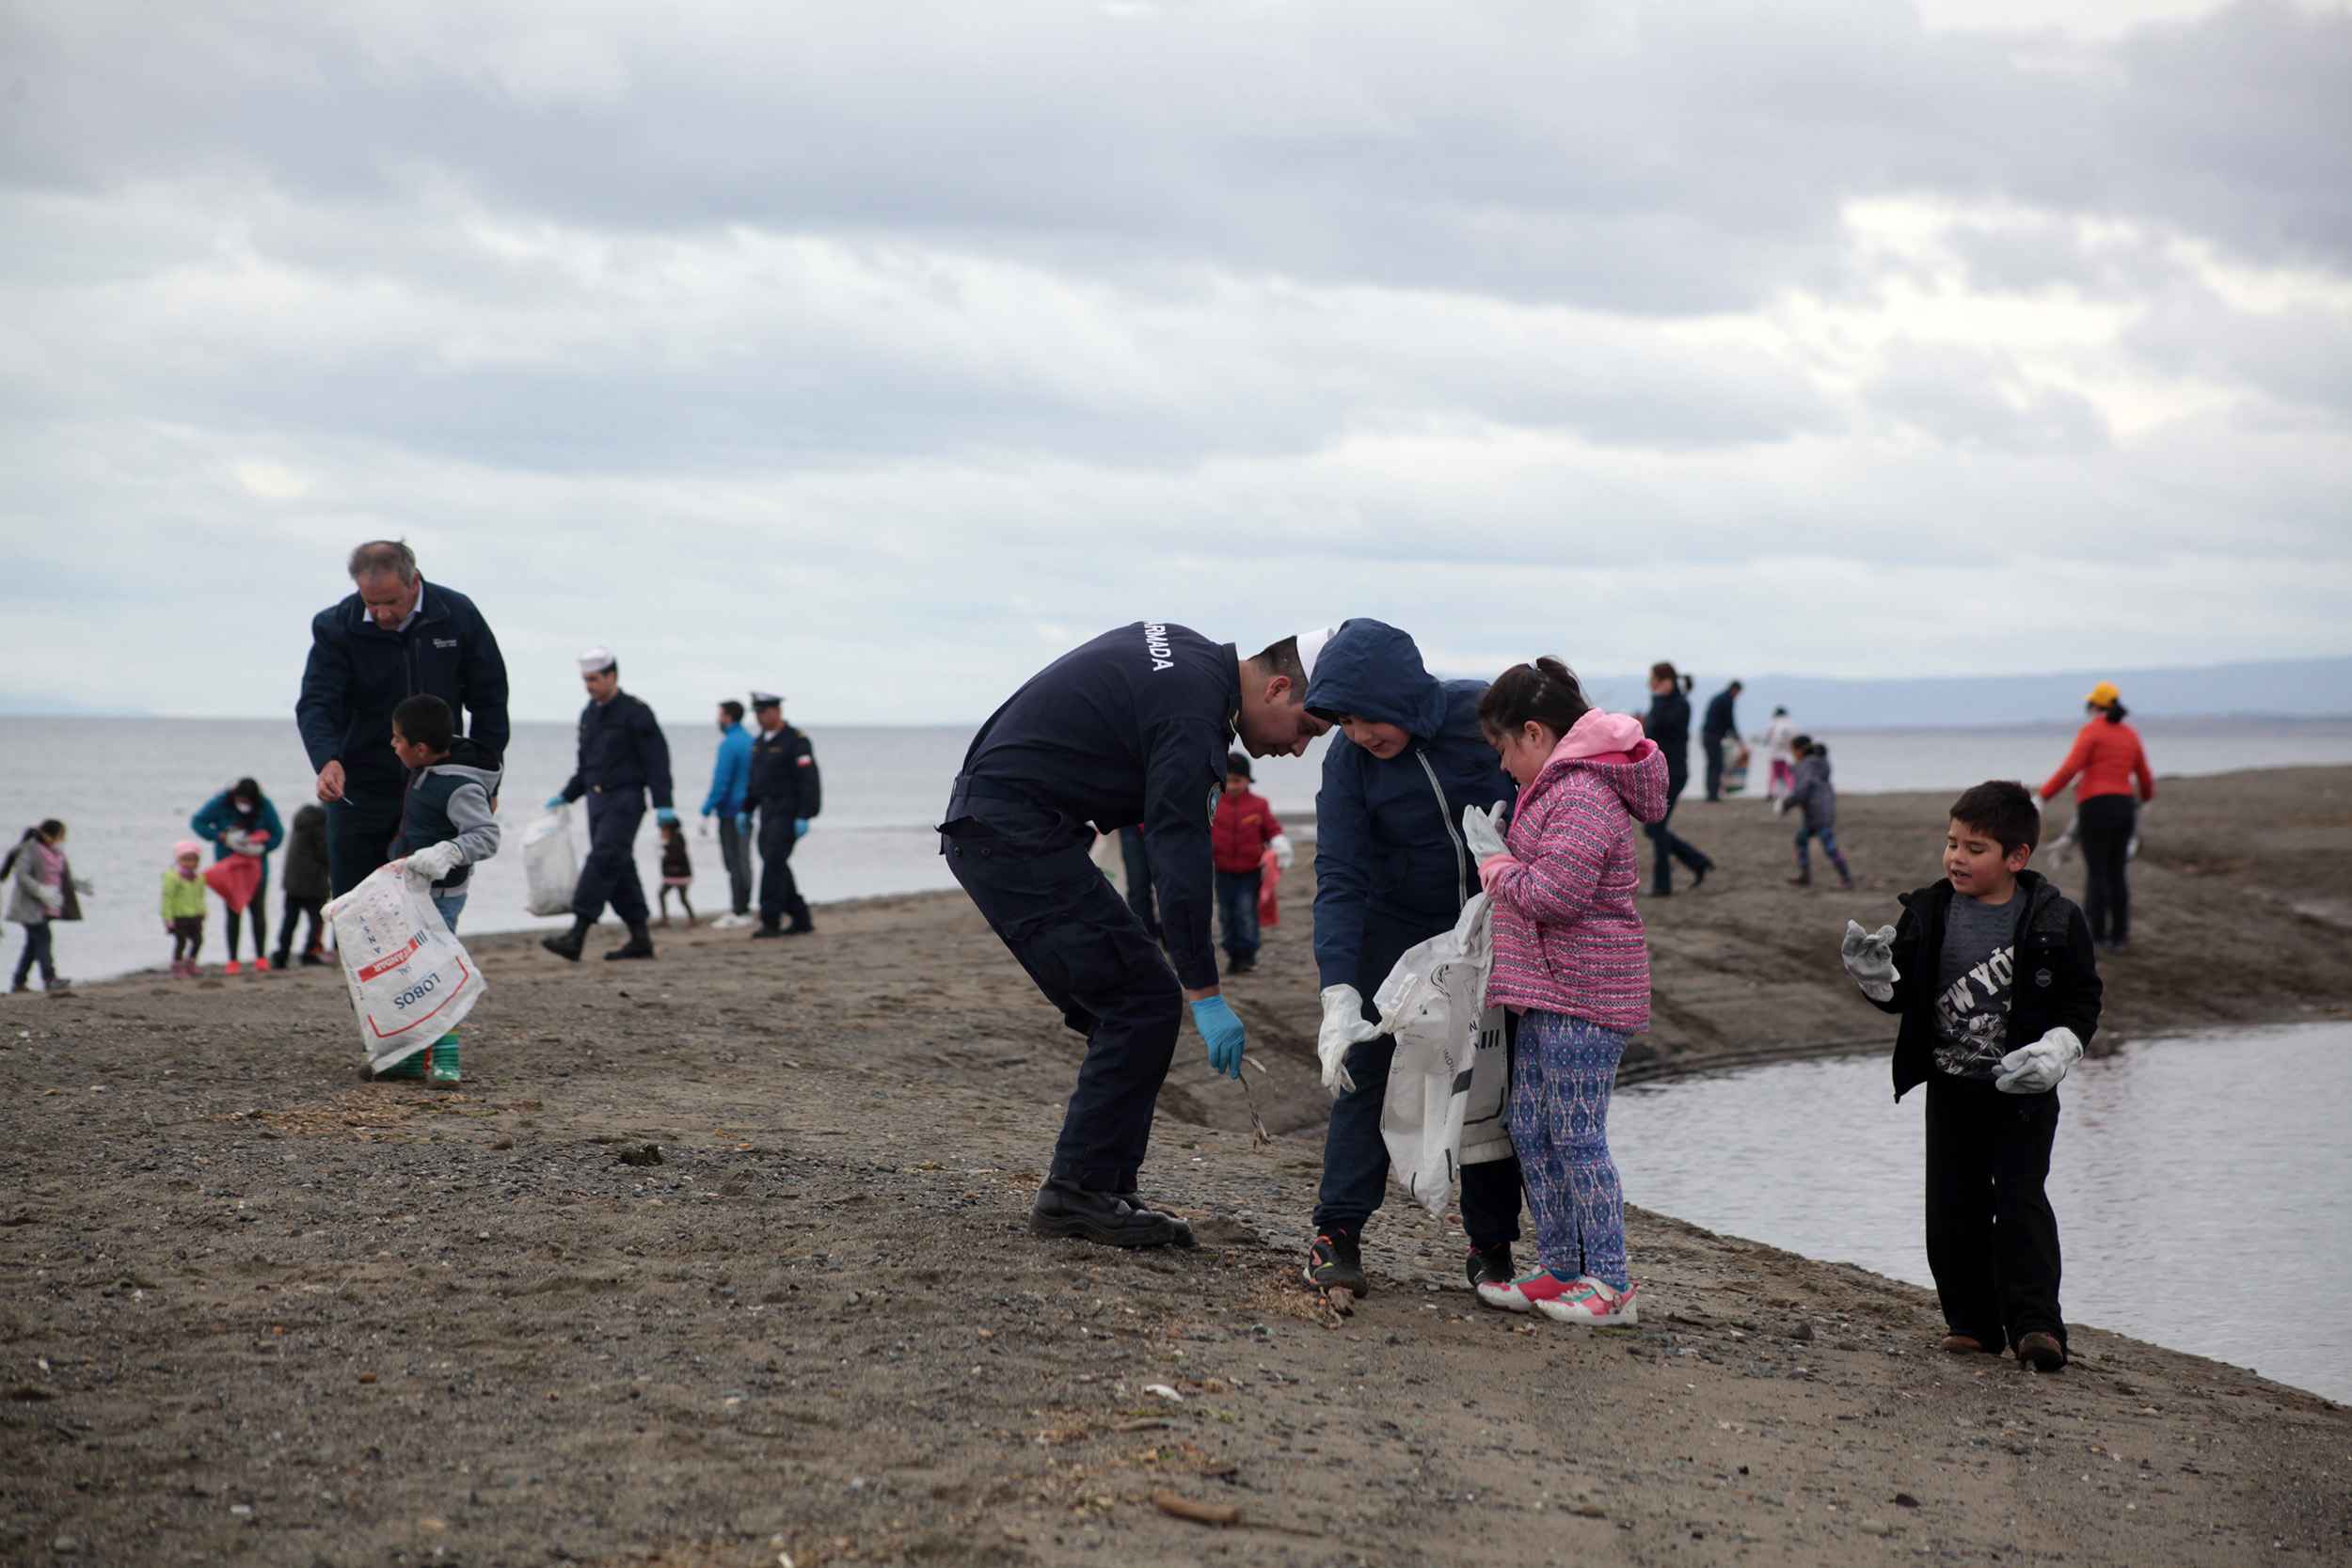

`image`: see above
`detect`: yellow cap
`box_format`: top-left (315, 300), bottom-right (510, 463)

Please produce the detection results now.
top-left (2085, 681), bottom-right (2120, 708)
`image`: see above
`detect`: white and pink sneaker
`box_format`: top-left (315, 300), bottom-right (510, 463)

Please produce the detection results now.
top-left (1476, 1268), bottom-right (1586, 1315)
top-left (1535, 1277), bottom-right (1641, 1326)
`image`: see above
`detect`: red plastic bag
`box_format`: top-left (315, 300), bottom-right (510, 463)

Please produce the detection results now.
top-left (203, 855), bottom-right (262, 912)
top-left (1258, 849), bottom-right (1281, 927)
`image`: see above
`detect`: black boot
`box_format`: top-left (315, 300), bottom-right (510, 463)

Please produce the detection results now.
top-left (1114, 1190), bottom-right (1198, 1250)
top-left (1465, 1242), bottom-right (1516, 1291)
top-left (1028, 1180), bottom-right (1186, 1248)
top-left (604, 922), bottom-right (656, 960)
top-left (751, 918), bottom-right (785, 940)
top-left (1303, 1227), bottom-right (1369, 1297)
top-left (541, 918), bottom-right (590, 962)
top-left (784, 914), bottom-right (815, 936)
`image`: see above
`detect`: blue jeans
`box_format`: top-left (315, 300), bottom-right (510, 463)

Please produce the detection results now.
top-left (1215, 867), bottom-right (1262, 963)
top-left (1511, 1010), bottom-right (1630, 1290)
top-left (431, 890), bottom-right (468, 933)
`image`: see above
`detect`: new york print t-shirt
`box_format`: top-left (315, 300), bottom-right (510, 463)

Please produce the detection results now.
top-left (1933, 893), bottom-right (2017, 1079)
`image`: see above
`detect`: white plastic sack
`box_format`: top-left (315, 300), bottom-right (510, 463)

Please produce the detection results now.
top-left (325, 863), bottom-right (487, 1076)
top-left (522, 805), bottom-right (579, 917)
top-left (1372, 893), bottom-right (1514, 1215)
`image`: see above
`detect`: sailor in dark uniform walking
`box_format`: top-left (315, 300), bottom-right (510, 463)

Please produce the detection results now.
top-left (541, 647), bottom-right (675, 962)
top-left (942, 623), bottom-right (1329, 1248)
top-left (747, 690), bottom-right (822, 938)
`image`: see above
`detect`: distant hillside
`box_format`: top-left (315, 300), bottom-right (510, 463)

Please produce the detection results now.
top-left (1565, 657), bottom-right (2352, 730)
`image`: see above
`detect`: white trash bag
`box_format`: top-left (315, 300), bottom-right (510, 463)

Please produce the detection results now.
top-left (521, 804), bottom-right (579, 917)
top-left (325, 863), bottom-right (487, 1076)
top-left (1371, 892), bottom-right (1514, 1215)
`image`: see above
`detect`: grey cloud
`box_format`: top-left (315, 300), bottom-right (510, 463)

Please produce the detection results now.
top-left (1863, 341), bottom-right (2113, 452)
top-left (8, 1), bottom-right (2345, 316)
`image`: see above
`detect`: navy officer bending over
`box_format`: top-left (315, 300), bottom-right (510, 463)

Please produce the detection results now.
top-left (943, 623), bottom-right (1329, 1248)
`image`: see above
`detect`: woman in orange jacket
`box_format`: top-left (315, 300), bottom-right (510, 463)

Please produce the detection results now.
top-left (2039, 682), bottom-right (2154, 950)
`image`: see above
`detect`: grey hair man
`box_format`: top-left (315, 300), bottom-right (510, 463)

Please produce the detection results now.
top-left (297, 540), bottom-right (511, 897)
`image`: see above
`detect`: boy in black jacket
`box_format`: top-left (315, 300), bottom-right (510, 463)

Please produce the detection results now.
top-left (1840, 781), bottom-right (2102, 1371)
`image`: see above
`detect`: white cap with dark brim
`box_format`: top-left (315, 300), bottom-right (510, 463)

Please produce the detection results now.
top-left (578, 646), bottom-right (617, 674)
top-left (749, 690), bottom-right (783, 709)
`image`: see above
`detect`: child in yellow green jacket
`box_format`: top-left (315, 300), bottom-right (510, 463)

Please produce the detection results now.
top-left (163, 841), bottom-right (206, 978)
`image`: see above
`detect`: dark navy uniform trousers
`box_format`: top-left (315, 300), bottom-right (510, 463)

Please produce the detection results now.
top-left (945, 807), bottom-right (1184, 1194)
top-left (574, 792), bottom-right (649, 926)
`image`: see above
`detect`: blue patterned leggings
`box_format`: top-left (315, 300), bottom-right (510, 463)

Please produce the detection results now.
top-left (1509, 1010), bottom-right (1631, 1291)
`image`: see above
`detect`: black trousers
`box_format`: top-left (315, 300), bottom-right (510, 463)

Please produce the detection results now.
top-left (221, 899), bottom-right (268, 961)
top-left (757, 809), bottom-right (810, 927)
top-left (1701, 735), bottom-right (1727, 800)
top-left (946, 818), bottom-right (1183, 1193)
top-left (573, 793), bottom-right (649, 927)
top-left (273, 898), bottom-right (325, 963)
top-left (326, 791), bottom-right (405, 898)
top-left (1116, 826), bottom-right (1160, 940)
top-left (1644, 795), bottom-right (1709, 893)
top-left (2075, 794), bottom-right (2136, 943)
top-left (1313, 1012), bottom-right (1524, 1250)
top-left (717, 815), bottom-right (755, 916)
top-left (1924, 1072), bottom-right (2064, 1352)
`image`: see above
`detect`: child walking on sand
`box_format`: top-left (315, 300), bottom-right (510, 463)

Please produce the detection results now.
top-left (1465, 658), bottom-right (1670, 1326)
top-left (1778, 735), bottom-right (1853, 888)
top-left (659, 818), bottom-right (695, 927)
top-left (164, 841), bottom-right (207, 976)
top-left (7, 820), bottom-right (74, 994)
top-left (1840, 781), bottom-right (2102, 1371)
top-left (382, 694), bottom-right (502, 1085)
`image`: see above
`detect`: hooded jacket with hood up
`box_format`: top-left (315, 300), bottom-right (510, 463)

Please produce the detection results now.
top-left (1308, 621), bottom-right (1515, 1001)
top-left (1784, 746), bottom-right (1836, 834)
top-left (1483, 711), bottom-right (1671, 1029)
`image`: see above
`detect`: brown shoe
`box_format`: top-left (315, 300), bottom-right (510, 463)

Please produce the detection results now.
top-left (1940, 1334), bottom-right (1988, 1355)
top-left (2016, 1331), bottom-right (2067, 1371)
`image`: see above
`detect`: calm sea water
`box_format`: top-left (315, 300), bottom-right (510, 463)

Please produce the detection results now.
top-left (3, 713), bottom-right (2349, 983)
top-left (1613, 1023), bottom-right (2352, 1405)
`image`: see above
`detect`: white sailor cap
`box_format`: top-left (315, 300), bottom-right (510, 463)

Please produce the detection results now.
top-left (749, 689), bottom-right (783, 709)
top-left (578, 645), bottom-right (617, 674)
top-left (1295, 625), bottom-right (1341, 685)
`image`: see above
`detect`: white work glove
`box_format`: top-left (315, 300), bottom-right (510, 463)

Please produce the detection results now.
top-left (1460, 803), bottom-right (1507, 863)
top-left (2047, 817), bottom-right (2078, 867)
top-left (1267, 832), bottom-right (1295, 871)
top-left (1841, 920), bottom-right (1899, 1002)
top-left (2127, 802), bottom-right (2146, 862)
top-left (1995, 1027), bottom-right (2083, 1095)
top-left (404, 842), bottom-right (462, 881)
top-left (1774, 795), bottom-right (1790, 816)
top-left (1317, 984), bottom-right (1380, 1098)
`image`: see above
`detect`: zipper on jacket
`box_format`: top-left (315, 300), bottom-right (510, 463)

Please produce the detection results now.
top-left (1415, 748), bottom-right (1471, 911)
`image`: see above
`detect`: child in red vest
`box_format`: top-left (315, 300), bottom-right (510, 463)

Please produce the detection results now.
top-left (1210, 752), bottom-right (1293, 975)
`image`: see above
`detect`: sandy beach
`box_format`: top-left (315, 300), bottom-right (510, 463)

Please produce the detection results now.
top-left (4, 768), bottom-right (2348, 1566)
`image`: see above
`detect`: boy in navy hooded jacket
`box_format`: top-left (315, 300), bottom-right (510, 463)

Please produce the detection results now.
top-left (1302, 620), bottom-right (1525, 1303)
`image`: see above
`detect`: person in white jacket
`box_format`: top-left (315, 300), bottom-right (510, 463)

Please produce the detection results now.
top-left (1756, 707), bottom-right (1798, 802)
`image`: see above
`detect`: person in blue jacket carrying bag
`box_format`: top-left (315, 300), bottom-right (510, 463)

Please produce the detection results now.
top-left (700, 699), bottom-right (755, 927)
top-left (1301, 620), bottom-right (1527, 1306)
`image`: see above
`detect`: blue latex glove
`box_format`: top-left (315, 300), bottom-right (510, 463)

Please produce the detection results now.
top-left (1189, 995), bottom-right (1246, 1080)
top-left (794, 817), bottom-right (810, 839)
top-left (544, 793), bottom-right (566, 810)
top-left (655, 808), bottom-right (678, 828)
top-left (736, 813), bottom-right (754, 837)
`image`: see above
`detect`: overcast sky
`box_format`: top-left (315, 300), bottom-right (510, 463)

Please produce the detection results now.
top-left (3, 0), bottom-right (2348, 727)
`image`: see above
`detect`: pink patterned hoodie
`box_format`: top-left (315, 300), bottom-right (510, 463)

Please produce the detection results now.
top-left (1482, 710), bottom-right (1671, 1030)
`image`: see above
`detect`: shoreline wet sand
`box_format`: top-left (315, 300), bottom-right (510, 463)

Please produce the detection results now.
top-left (4, 768), bottom-right (2347, 1565)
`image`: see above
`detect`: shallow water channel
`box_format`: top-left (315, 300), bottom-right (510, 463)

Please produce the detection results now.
top-left (1612, 1022), bottom-right (2352, 1404)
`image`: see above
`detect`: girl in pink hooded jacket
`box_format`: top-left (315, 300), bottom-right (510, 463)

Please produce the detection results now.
top-left (1467, 659), bottom-right (1670, 1326)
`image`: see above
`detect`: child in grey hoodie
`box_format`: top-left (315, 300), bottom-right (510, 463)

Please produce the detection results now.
top-left (1778, 736), bottom-right (1853, 889)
